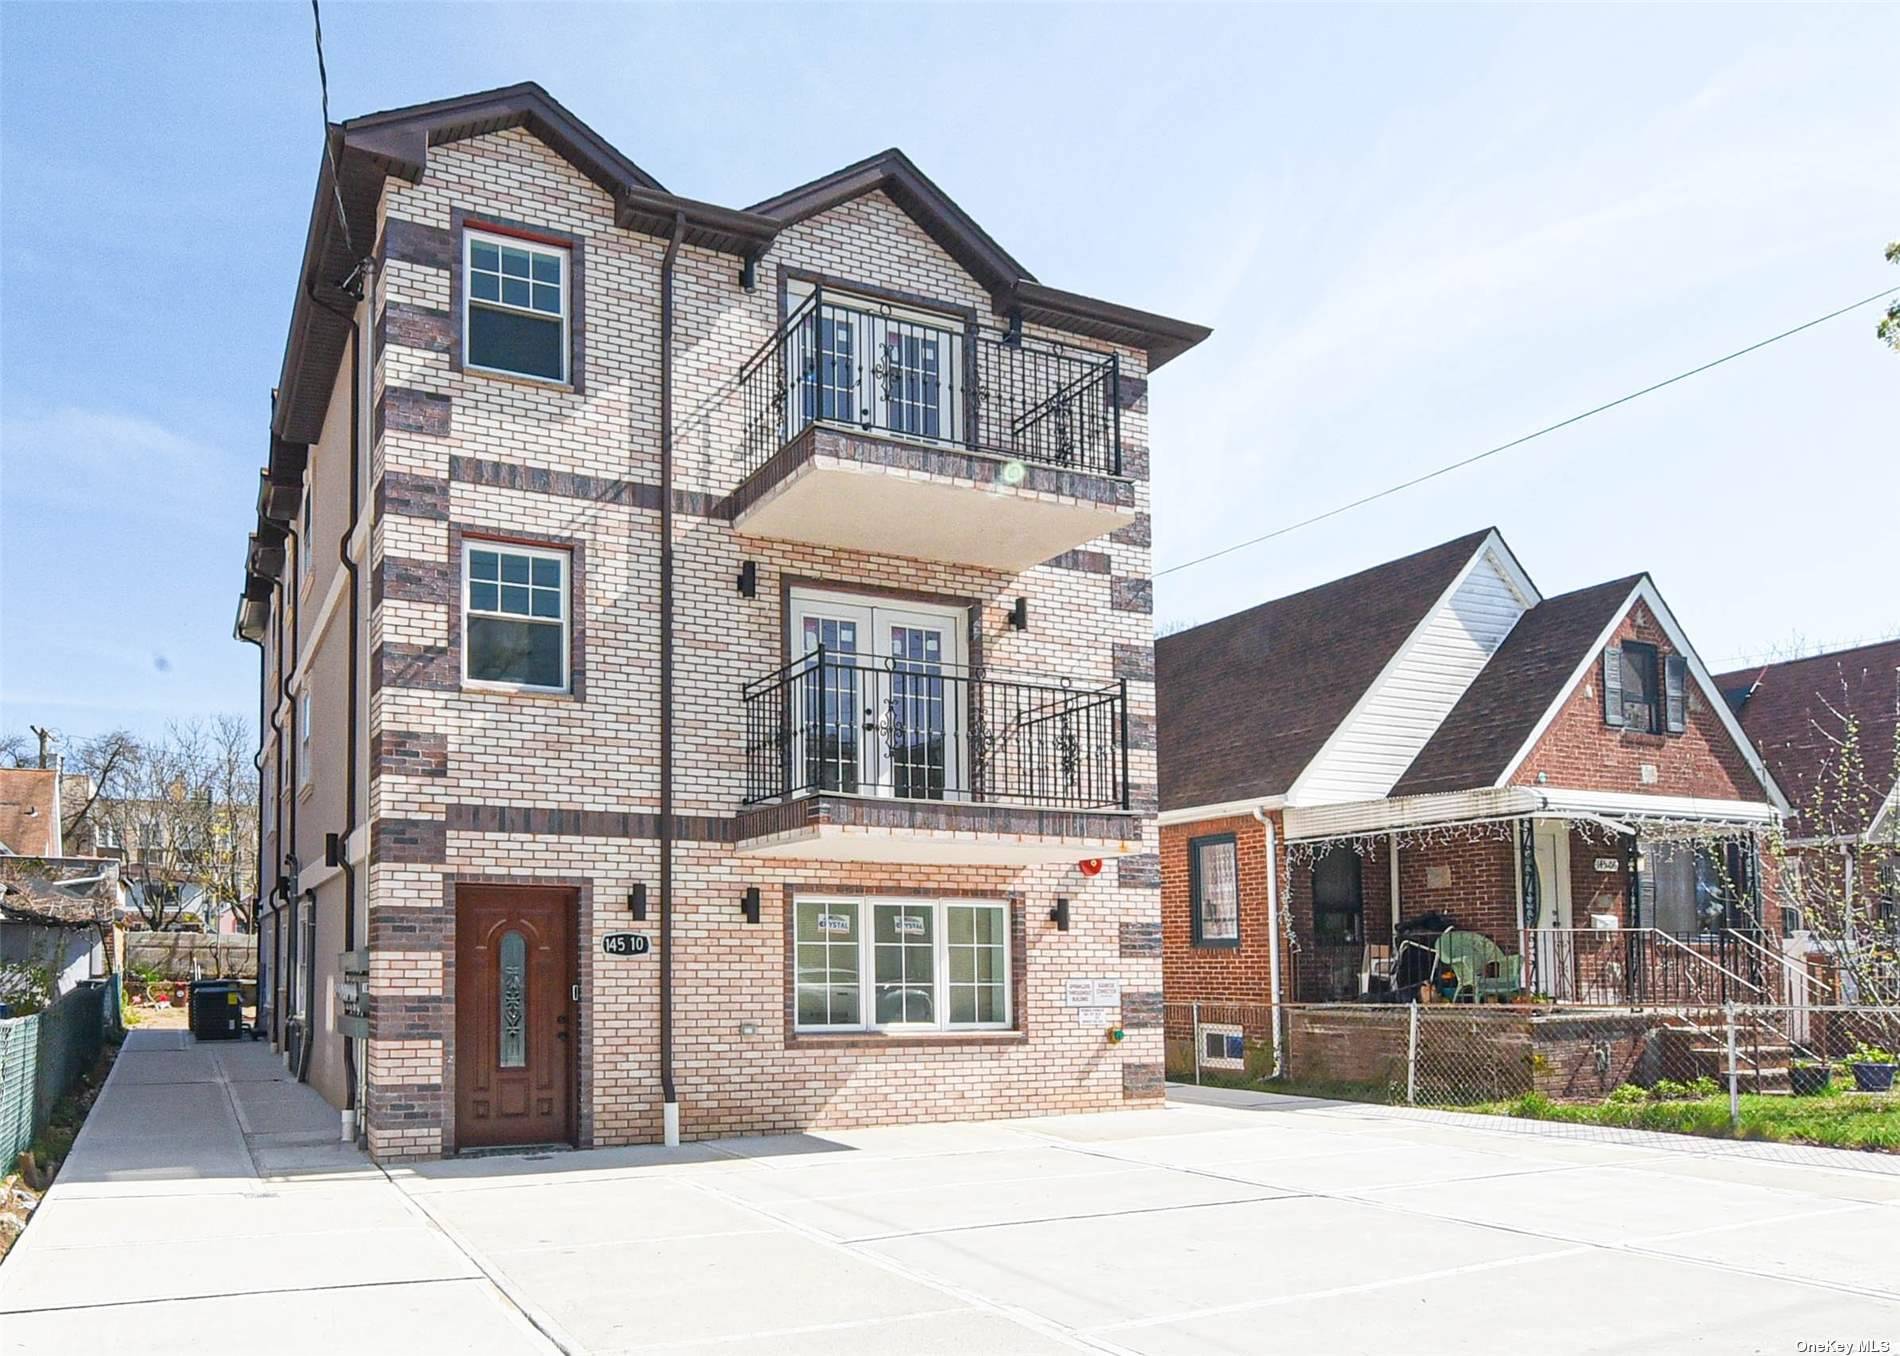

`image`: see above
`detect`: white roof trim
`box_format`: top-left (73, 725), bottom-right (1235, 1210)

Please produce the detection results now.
top-left (1285, 530), bottom-right (1540, 808)
top-left (1537, 787), bottom-right (1779, 825)
top-left (1285, 786), bottom-right (1545, 840)
top-left (1491, 577), bottom-right (1791, 815)
top-left (1158, 794), bottom-right (1286, 826)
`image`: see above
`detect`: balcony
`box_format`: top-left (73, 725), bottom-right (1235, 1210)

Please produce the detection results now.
top-left (728, 288), bottom-right (1136, 572)
top-left (734, 648), bottom-right (1142, 864)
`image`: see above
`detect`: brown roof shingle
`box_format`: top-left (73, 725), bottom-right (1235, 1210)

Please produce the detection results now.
top-left (1716, 638), bottom-right (1900, 837)
top-left (1390, 576), bottom-right (1643, 797)
top-left (0, 768), bottom-right (61, 857)
top-left (1157, 531), bottom-right (1493, 812)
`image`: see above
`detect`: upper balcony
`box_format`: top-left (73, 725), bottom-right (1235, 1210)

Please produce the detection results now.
top-left (734, 647), bottom-right (1142, 864)
top-left (728, 286), bottom-right (1137, 572)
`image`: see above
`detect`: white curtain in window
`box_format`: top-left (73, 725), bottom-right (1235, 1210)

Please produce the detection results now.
top-left (1196, 840), bottom-right (1239, 940)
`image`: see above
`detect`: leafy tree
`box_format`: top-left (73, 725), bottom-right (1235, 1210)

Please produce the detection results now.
top-left (1882, 241), bottom-right (1900, 353)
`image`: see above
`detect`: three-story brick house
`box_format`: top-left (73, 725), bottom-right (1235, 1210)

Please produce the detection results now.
top-left (233, 84), bottom-right (1208, 1160)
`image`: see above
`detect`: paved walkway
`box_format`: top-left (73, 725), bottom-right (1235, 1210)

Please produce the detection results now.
top-left (4, 1033), bottom-right (1897, 1354)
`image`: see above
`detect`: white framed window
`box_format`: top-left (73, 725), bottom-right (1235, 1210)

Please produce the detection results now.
top-left (464, 228), bottom-right (569, 383)
top-left (297, 690), bottom-right (313, 789)
top-left (463, 541), bottom-right (570, 692)
top-left (793, 896), bottom-right (1010, 1033)
top-left (1199, 1023), bottom-right (1246, 1071)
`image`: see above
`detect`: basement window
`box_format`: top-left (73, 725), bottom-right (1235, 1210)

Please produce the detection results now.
top-left (464, 542), bottom-right (569, 693)
top-left (464, 229), bottom-right (568, 383)
top-left (1199, 1024), bottom-right (1245, 1071)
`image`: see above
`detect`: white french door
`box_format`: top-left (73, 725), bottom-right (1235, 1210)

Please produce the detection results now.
top-left (789, 589), bottom-right (967, 801)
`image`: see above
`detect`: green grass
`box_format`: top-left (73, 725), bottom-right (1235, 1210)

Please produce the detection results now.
top-left (1183, 1071), bottom-right (1900, 1153)
top-left (1467, 1086), bottom-right (1900, 1152)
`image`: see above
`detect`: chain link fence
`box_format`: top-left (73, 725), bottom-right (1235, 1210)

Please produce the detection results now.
top-left (0, 981), bottom-right (110, 1165)
top-left (1166, 999), bottom-right (1900, 1169)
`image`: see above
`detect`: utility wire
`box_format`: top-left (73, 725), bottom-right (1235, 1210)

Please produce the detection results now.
top-left (310, 0), bottom-right (356, 260)
top-left (1155, 285), bottom-right (1900, 579)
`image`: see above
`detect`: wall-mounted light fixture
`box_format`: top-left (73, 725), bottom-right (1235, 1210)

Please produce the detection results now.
top-left (629, 884), bottom-right (648, 921)
top-left (737, 560), bottom-right (758, 598)
top-left (324, 833), bottom-right (341, 868)
top-left (1049, 897), bottom-right (1070, 931)
top-left (741, 886), bottom-right (761, 925)
top-left (1008, 597), bottom-right (1029, 631)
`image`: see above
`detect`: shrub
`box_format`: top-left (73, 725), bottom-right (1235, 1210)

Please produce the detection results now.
top-left (0, 961), bottom-right (53, 1016)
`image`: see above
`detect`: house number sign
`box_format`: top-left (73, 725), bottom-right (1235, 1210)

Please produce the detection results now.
top-left (601, 932), bottom-right (652, 957)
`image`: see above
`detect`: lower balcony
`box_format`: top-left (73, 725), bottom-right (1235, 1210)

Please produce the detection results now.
top-left (735, 650), bottom-right (1142, 865)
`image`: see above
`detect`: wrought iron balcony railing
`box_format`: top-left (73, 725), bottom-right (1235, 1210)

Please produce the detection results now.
top-left (736, 287), bottom-right (1122, 482)
top-left (742, 647), bottom-right (1130, 811)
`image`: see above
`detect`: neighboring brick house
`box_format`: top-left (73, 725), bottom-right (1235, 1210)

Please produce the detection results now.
top-left (231, 84), bottom-right (1207, 1159)
top-left (1718, 640), bottom-right (1900, 937)
top-left (0, 768), bottom-right (120, 999)
top-left (1157, 530), bottom-right (1788, 1053)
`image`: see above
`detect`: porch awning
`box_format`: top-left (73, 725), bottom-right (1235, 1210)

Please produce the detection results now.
top-left (1284, 786), bottom-right (1778, 842)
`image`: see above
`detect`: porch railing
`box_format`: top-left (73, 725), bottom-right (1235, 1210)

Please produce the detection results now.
top-left (736, 287), bottom-right (1122, 482)
top-left (1528, 927), bottom-right (1773, 1006)
top-left (741, 646), bottom-right (1129, 811)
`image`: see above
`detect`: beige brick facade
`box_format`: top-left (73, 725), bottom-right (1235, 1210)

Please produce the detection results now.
top-left (246, 106), bottom-right (1193, 1161)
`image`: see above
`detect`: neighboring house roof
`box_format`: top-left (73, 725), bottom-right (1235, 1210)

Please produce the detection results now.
top-left (1716, 638), bottom-right (1900, 839)
top-left (1157, 530), bottom-right (1495, 813)
top-left (0, 769), bottom-right (61, 857)
top-left (1391, 577), bottom-right (1644, 796)
top-left (0, 857), bottom-right (119, 929)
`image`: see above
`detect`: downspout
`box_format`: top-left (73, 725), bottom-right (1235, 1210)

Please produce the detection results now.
top-left (241, 627), bottom-right (266, 1034)
top-left (334, 292), bottom-right (367, 1136)
top-left (270, 569), bottom-right (289, 1046)
top-left (659, 211), bottom-right (686, 1147)
top-left (284, 477), bottom-right (305, 1080)
top-left (1254, 807), bottom-right (1283, 1079)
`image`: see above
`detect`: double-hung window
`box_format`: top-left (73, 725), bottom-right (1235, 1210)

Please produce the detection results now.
top-left (464, 229), bottom-right (569, 383)
top-left (463, 542), bottom-right (569, 692)
top-left (794, 896), bottom-right (1009, 1032)
top-left (1190, 833), bottom-right (1240, 946)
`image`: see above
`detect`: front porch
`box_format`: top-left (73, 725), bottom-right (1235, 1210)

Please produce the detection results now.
top-left (1279, 789), bottom-right (1791, 1008)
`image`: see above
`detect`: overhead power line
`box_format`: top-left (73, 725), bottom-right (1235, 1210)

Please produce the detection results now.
top-left (1155, 285), bottom-right (1900, 580)
top-left (310, 0), bottom-right (358, 264)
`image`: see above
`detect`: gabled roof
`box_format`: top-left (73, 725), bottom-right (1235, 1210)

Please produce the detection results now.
top-left (0, 769), bottom-right (61, 857)
top-left (1157, 530), bottom-right (1495, 813)
top-left (750, 148), bottom-right (1033, 298)
top-left (1392, 574), bottom-right (1788, 812)
top-left (1391, 576), bottom-right (1644, 797)
top-left (271, 82), bottom-right (1209, 448)
top-left (1716, 638), bottom-right (1900, 838)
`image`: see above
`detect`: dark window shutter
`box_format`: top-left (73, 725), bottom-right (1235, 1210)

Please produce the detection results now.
top-left (1663, 654), bottom-right (1688, 733)
top-left (1633, 843), bottom-right (1656, 926)
top-left (1602, 646), bottom-right (1624, 727)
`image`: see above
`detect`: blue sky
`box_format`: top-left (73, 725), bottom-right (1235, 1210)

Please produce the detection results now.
top-left (2, 3), bottom-right (1895, 742)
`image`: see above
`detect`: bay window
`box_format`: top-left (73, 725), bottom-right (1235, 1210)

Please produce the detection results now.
top-left (794, 896), bottom-right (1009, 1033)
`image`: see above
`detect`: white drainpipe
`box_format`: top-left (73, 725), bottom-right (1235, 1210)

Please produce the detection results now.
top-left (1255, 807), bottom-right (1284, 1079)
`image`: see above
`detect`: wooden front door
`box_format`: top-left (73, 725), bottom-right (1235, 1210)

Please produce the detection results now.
top-left (455, 886), bottom-right (575, 1149)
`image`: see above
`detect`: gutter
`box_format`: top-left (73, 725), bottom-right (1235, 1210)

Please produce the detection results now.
top-left (659, 211), bottom-right (685, 1147)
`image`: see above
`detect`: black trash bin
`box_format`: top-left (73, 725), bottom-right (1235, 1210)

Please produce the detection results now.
top-left (189, 980), bottom-right (244, 1041)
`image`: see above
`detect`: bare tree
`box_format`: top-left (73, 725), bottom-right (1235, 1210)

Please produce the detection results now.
top-left (1763, 674), bottom-right (1900, 1050)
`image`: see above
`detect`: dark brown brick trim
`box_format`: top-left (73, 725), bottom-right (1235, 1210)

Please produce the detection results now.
top-left (443, 803), bottom-right (733, 843)
top-left (1110, 576), bottom-right (1153, 615)
top-left (1117, 853), bottom-right (1160, 889)
top-left (377, 387), bottom-right (452, 439)
top-left (1121, 989), bottom-right (1162, 1029)
top-left (1119, 920), bottom-right (1162, 956)
top-left (1121, 1061), bottom-right (1165, 1098)
top-left (449, 208), bottom-right (587, 395)
top-left (382, 218), bottom-right (454, 271)
top-left (373, 729), bottom-right (447, 779)
top-left (376, 556), bottom-right (455, 607)
top-left (371, 816), bottom-right (447, 865)
top-left (381, 301), bottom-right (454, 354)
top-left (1112, 643), bottom-right (1155, 682)
top-left (378, 470), bottom-right (450, 522)
top-left (447, 455), bottom-right (723, 519)
top-left (1043, 548), bottom-right (1112, 574)
top-left (1110, 513), bottom-right (1151, 548)
top-left (371, 641), bottom-right (456, 694)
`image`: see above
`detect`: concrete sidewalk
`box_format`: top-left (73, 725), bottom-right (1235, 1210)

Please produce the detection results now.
top-left (5, 1035), bottom-right (1896, 1354)
top-left (0, 1030), bottom-right (556, 1355)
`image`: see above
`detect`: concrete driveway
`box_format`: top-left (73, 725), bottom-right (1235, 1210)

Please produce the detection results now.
top-left (3, 1033), bottom-right (1896, 1355)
